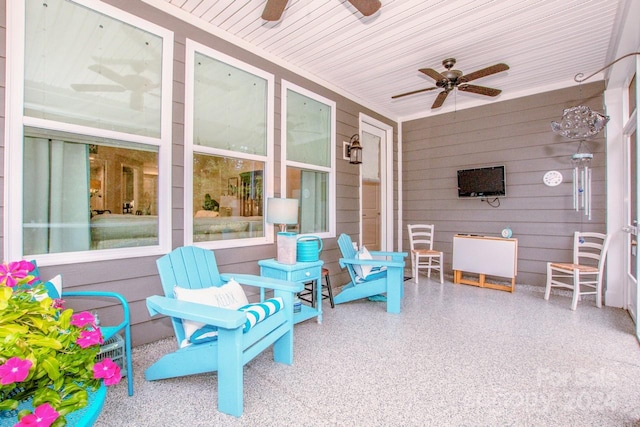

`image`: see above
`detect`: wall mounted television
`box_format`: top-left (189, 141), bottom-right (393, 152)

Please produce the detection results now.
top-left (457, 165), bottom-right (506, 198)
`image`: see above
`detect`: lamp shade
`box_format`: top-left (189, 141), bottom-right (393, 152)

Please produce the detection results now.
top-left (266, 198), bottom-right (299, 225)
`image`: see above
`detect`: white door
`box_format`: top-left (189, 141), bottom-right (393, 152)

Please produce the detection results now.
top-left (359, 115), bottom-right (393, 251)
top-left (623, 126), bottom-right (638, 329)
top-left (622, 73), bottom-right (639, 341)
top-left (362, 181), bottom-right (380, 250)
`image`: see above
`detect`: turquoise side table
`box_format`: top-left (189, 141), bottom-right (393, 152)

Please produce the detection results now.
top-left (258, 258), bottom-right (324, 324)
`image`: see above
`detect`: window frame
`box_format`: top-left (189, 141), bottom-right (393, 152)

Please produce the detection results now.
top-left (5, 0), bottom-right (174, 265)
top-left (183, 39), bottom-right (275, 249)
top-left (280, 80), bottom-right (336, 239)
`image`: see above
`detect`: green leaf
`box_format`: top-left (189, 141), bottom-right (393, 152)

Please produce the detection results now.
top-left (0, 324), bottom-right (29, 338)
top-left (17, 409), bottom-right (32, 420)
top-left (51, 418), bottom-right (66, 427)
top-left (0, 286), bottom-right (12, 301)
top-left (56, 388), bottom-right (88, 415)
top-left (0, 399), bottom-right (19, 411)
top-left (0, 310), bottom-right (29, 325)
top-left (25, 336), bottom-right (63, 350)
top-left (52, 375), bottom-right (64, 391)
top-left (32, 387), bottom-right (61, 407)
top-left (42, 356), bottom-right (61, 380)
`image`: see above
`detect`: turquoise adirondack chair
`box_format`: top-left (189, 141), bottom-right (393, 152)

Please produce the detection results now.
top-left (146, 246), bottom-right (303, 417)
top-left (334, 233), bottom-right (407, 313)
top-left (30, 261), bottom-right (134, 397)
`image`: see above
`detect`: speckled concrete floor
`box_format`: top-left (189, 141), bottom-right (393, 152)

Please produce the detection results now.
top-left (96, 276), bottom-right (640, 426)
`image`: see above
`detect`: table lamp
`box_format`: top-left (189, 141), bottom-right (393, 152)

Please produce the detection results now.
top-left (266, 197), bottom-right (299, 264)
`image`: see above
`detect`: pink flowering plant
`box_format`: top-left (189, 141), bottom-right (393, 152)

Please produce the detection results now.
top-left (0, 261), bottom-right (121, 426)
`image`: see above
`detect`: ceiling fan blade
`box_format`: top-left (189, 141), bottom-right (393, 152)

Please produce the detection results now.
top-left (419, 68), bottom-right (447, 83)
top-left (432, 91), bottom-right (449, 109)
top-left (458, 84), bottom-right (502, 97)
top-left (93, 58), bottom-right (150, 74)
top-left (391, 86), bottom-right (437, 99)
top-left (89, 64), bottom-right (129, 87)
top-left (460, 63), bottom-right (509, 83)
top-left (262, 0), bottom-right (288, 21)
top-left (348, 0), bottom-right (381, 16)
top-left (71, 84), bottom-right (126, 92)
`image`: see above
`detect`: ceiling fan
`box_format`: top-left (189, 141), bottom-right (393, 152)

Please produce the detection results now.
top-left (71, 64), bottom-right (159, 111)
top-left (262, 0), bottom-right (381, 21)
top-left (391, 58), bottom-right (509, 109)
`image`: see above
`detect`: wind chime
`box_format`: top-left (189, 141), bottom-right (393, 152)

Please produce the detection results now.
top-left (551, 106), bottom-right (608, 220)
top-left (551, 52), bottom-right (640, 220)
top-left (571, 141), bottom-right (594, 220)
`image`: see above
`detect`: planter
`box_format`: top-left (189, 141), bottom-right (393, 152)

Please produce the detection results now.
top-left (0, 383), bottom-right (107, 427)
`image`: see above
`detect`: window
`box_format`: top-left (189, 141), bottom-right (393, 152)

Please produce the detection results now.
top-left (6, 0), bottom-right (173, 263)
top-left (184, 41), bottom-right (274, 248)
top-left (281, 81), bottom-right (336, 236)
top-left (24, 0), bottom-right (164, 137)
top-left (23, 131), bottom-right (159, 254)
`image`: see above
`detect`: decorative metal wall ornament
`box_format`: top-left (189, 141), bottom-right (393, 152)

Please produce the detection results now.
top-left (550, 52), bottom-right (640, 139)
top-left (551, 106), bottom-right (609, 140)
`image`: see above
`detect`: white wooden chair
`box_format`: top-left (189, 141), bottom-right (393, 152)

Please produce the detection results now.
top-left (544, 231), bottom-right (611, 310)
top-left (407, 224), bottom-right (443, 284)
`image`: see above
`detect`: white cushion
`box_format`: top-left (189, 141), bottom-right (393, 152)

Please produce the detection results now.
top-left (173, 278), bottom-right (248, 346)
top-left (237, 297), bottom-right (284, 332)
top-left (352, 246), bottom-right (373, 281)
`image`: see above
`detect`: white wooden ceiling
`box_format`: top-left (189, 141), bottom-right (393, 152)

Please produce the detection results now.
top-left (145, 0), bottom-right (626, 121)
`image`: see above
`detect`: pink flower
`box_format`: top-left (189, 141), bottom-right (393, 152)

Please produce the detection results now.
top-left (15, 403), bottom-right (59, 427)
top-left (75, 329), bottom-right (103, 348)
top-left (93, 358), bottom-right (122, 386)
top-left (0, 261), bottom-right (34, 288)
top-left (70, 311), bottom-right (96, 328)
top-left (0, 357), bottom-right (32, 385)
top-left (51, 298), bottom-right (65, 309)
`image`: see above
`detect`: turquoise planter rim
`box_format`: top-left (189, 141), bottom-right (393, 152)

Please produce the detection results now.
top-left (0, 383), bottom-right (107, 427)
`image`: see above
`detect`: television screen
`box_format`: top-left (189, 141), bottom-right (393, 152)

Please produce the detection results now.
top-left (457, 165), bottom-right (506, 198)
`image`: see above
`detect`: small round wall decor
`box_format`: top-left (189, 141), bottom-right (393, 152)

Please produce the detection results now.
top-left (501, 227), bottom-right (512, 238)
top-left (543, 170), bottom-right (563, 187)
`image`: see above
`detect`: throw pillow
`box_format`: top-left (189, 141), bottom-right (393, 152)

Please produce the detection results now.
top-left (352, 245), bottom-right (373, 281)
top-left (33, 274), bottom-right (63, 301)
top-left (173, 278), bottom-right (248, 345)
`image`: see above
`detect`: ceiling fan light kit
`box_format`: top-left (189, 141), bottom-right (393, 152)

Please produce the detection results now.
top-left (392, 58), bottom-right (509, 109)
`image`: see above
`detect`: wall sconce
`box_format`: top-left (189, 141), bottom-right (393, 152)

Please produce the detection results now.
top-left (266, 197), bottom-right (299, 264)
top-left (344, 134), bottom-right (363, 164)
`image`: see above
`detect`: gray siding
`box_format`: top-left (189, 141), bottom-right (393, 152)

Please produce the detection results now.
top-left (0, 0), bottom-right (396, 346)
top-left (402, 82), bottom-right (607, 287)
